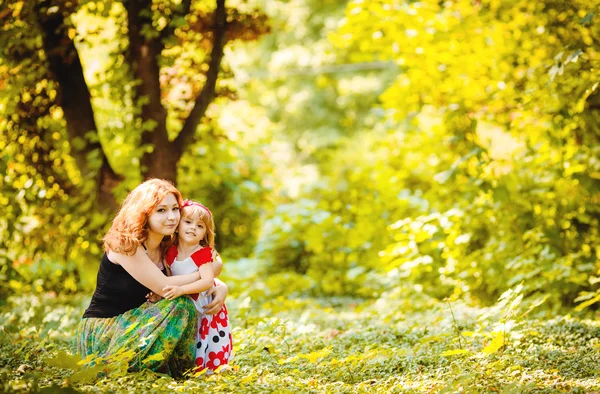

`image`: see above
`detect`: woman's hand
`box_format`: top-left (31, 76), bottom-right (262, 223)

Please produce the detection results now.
top-left (145, 292), bottom-right (162, 303)
top-left (204, 280), bottom-right (228, 315)
top-left (211, 254), bottom-right (223, 277)
top-left (163, 285), bottom-right (185, 300)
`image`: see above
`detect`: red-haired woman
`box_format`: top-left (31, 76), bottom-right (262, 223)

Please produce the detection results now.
top-left (74, 179), bottom-right (228, 377)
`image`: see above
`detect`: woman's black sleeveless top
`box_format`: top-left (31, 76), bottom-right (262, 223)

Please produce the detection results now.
top-left (83, 253), bottom-right (154, 318)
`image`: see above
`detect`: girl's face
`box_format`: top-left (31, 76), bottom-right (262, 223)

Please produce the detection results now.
top-left (178, 215), bottom-right (207, 245)
top-left (147, 194), bottom-right (180, 236)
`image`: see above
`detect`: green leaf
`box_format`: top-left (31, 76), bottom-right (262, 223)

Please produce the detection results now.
top-left (579, 12), bottom-right (594, 26)
top-left (297, 347), bottom-right (332, 363)
top-left (142, 352), bottom-right (165, 365)
top-left (171, 16), bottom-right (187, 28)
top-left (493, 185), bottom-right (510, 203)
top-left (440, 349), bottom-right (470, 357)
top-left (70, 364), bottom-right (105, 384)
top-left (71, 137), bottom-right (87, 151)
top-left (46, 351), bottom-right (81, 370)
top-left (483, 332), bottom-right (504, 355)
top-left (575, 293), bottom-right (600, 312)
top-left (433, 169), bottom-right (455, 184)
top-left (565, 49), bottom-right (583, 65)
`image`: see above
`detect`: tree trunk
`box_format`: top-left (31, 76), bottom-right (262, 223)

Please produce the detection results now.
top-left (126, 0), bottom-right (228, 184)
top-left (143, 145), bottom-right (182, 184)
top-left (125, 0), bottom-right (173, 182)
top-left (35, 1), bottom-right (121, 211)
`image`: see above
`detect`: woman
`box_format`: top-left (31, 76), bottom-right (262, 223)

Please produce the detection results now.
top-left (75, 179), bottom-right (228, 377)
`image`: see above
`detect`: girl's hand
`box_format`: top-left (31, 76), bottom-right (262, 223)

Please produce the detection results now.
top-left (146, 292), bottom-right (162, 303)
top-left (204, 281), bottom-right (228, 315)
top-left (162, 285), bottom-right (184, 300)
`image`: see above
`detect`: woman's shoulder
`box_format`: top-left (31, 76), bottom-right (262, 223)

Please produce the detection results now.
top-left (107, 246), bottom-right (145, 265)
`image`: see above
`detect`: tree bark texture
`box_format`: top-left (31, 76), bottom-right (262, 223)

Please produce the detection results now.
top-left (35, 0), bottom-right (228, 193)
top-left (35, 1), bottom-right (121, 210)
top-left (127, 0), bottom-right (228, 183)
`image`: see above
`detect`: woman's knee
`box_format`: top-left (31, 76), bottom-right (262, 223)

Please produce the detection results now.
top-left (163, 296), bottom-right (196, 318)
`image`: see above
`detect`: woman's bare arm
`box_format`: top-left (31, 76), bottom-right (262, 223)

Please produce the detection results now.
top-left (204, 278), bottom-right (228, 315)
top-left (212, 253), bottom-right (223, 277)
top-left (110, 248), bottom-right (200, 296)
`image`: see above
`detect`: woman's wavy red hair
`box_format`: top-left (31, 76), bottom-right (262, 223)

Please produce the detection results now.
top-left (103, 179), bottom-right (183, 256)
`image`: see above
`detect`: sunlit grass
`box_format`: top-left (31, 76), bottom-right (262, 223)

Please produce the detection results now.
top-left (2, 268), bottom-right (600, 393)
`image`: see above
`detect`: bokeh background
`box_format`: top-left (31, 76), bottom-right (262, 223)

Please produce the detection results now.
top-left (2, 1), bottom-right (600, 391)
top-left (2, 0), bottom-right (599, 310)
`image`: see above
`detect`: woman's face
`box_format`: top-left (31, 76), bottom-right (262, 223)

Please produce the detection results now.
top-left (147, 193), bottom-right (180, 236)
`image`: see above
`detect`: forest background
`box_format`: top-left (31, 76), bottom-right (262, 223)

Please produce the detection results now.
top-left (1, 0), bottom-right (600, 392)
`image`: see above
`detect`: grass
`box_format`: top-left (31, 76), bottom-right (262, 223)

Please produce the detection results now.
top-left (2, 272), bottom-right (600, 393)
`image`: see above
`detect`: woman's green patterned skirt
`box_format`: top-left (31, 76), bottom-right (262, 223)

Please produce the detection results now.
top-left (74, 297), bottom-right (197, 377)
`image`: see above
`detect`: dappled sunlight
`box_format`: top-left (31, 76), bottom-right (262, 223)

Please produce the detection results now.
top-left (4, 288), bottom-right (600, 392)
top-left (2, 0), bottom-right (600, 391)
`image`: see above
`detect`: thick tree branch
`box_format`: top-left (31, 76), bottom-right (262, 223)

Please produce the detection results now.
top-left (125, 0), bottom-right (172, 179)
top-left (175, 0), bottom-right (227, 153)
top-left (34, 1), bottom-right (121, 209)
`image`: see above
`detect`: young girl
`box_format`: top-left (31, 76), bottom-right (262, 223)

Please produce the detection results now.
top-left (162, 200), bottom-right (233, 373)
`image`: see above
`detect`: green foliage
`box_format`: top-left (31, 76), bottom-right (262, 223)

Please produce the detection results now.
top-left (2, 0), bottom-right (600, 322)
top-left (2, 277), bottom-right (600, 393)
top-left (378, 134), bottom-right (599, 305)
top-left (328, 0), bottom-right (600, 307)
top-left (0, 0), bottom-right (271, 290)
top-left (254, 129), bottom-right (422, 296)
top-left (231, 0), bottom-right (395, 162)
top-left (176, 110), bottom-right (276, 258)
top-left (0, 0), bottom-right (105, 296)
top-left (9, 0), bottom-right (600, 388)
top-left (247, 0), bottom-right (600, 308)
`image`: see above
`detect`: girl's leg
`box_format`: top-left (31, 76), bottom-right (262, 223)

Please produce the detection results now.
top-left (193, 315), bottom-right (208, 371)
top-left (203, 304), bottom-right (233, 371)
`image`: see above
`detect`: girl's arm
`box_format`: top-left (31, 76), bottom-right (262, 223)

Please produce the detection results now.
top-left (163, 264), bottom-right (214, 300)
top-left (111, 248), bottom-right (200, 297)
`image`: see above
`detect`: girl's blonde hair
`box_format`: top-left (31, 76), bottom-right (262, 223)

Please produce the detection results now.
top-left (103, 179), bottom-right (183, 256)
top-left (180, 201), bottom-right (215, 248)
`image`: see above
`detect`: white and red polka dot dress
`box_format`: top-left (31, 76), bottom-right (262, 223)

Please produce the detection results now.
top-left (166, 246), bottom-right (233, 372)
